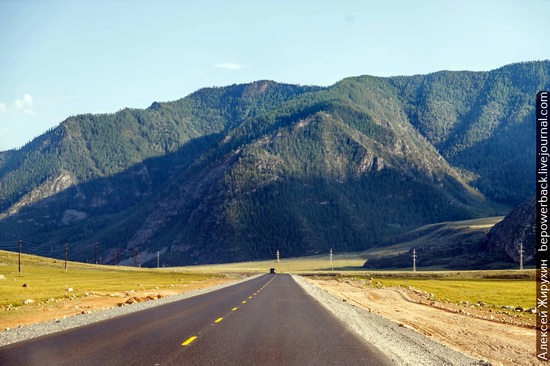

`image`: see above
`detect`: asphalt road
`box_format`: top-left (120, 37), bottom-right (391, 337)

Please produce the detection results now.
top-left (0, 274), bottom-right (393, 366)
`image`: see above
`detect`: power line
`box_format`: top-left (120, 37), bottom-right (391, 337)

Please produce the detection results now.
top-left (64, 242), bottom-right (68, 272)
top-left (18, 240), bottom-right (21, 276)
top-left (519, 242), bottom-right (524, 271)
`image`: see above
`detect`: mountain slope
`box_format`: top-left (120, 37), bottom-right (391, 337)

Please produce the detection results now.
top-left (485, 196), bottom-right (535, 264)
top-left (390, 61), bottom-right (547, 203)
top-left (0, 62), bottom-right (547, 265)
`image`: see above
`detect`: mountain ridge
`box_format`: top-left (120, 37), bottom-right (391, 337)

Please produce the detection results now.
top-left (0, 61), bottom-right (546, 265)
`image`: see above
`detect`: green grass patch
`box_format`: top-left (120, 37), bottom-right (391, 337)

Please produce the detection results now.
top-left (363, 277), bottom-right (535, 309)
top-left (0, 250), bottom-right (219, 309)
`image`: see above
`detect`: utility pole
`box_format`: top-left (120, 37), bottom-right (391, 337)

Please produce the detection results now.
top-left (95, 242), bottom-right (98, 265)
top-left (330, 248), bottom-right (333, 272)
top-left (276, 250), bottom-right (280, 263)
top-left (18, 240), bottom-right (22, 277)
top-left (519, 242), bottom-right (524, 271)
top-left (412, 248), bottom-right (417, 272)
top-left (64, 242), bottom-right (68, 272)
top-left (157, 251), bottom-right (160, 269)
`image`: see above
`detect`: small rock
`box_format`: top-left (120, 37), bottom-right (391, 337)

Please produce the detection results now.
top-left (22, 283), bottom-right (28, 288)
top-left (0, 275), bottom-right (6, 280)
top-left (67, 288), bottom-right (74, 292)
top-left (23, 299), bottom-right (34, 305)
top-left (527, 308), bottom-right (537, 314)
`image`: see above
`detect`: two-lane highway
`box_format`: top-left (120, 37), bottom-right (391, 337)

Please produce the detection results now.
top-left (0, 274), bottom-right (393, 366)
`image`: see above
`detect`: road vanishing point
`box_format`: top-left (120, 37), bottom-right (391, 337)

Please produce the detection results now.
top-left (0, 274), bottom-right (393, 365)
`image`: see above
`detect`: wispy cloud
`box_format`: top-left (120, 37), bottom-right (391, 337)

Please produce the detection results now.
top-left (14, 94), bottom-right (33, 109)
top-left (214, 62), bottom-right (246, 70)
top-left (9, 94), bottom-right (37, 116)
top-left (0, 103), bottom-right (6, 113)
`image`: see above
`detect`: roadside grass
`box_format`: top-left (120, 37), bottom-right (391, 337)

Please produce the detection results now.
top-left (0, 250), bottom-right (219, 309)
top-left (371, 277), bottom-right (535, 310)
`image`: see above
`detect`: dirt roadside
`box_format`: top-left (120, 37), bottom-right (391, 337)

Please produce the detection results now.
top-left (305, 277), bottom-right (540, 366)
top-left (1, 277), bottom-right (235, 331)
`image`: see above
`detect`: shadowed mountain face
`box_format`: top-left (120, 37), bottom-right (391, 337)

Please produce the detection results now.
top-left (485, 197), bottom-right (536, 265)
top-left (0, 62), bottom-right (547, 265)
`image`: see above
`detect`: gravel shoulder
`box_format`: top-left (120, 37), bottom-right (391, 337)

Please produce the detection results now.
top-left (295, 275), bottom-right (541, 366)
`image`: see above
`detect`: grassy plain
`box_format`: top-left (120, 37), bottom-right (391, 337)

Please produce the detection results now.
top-left (0, 250), bottom-right (218, 309)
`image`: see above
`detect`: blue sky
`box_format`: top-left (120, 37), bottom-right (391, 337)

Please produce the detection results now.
top-left (0, 0), bottom-right (548, 151)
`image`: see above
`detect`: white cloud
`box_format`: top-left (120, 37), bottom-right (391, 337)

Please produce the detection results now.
top-left (14, 94), bottom-right (33, 109)
top-left (0, 103), bottom-right (6, 113)
top-left (214, 62), bottom-right (245, 70)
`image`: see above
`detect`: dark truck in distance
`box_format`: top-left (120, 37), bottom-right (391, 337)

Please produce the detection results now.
top-left (270, 268), bottom-right (276, 274)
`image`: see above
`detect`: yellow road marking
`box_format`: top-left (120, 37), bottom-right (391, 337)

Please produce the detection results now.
top-left (182, 336), bottom-right (197, 346)
top-left (215, 317), bottom-right (223, 323)
top-left (249, 296), bottom-right (252, 299)
top-left (232, 307), bottom-right (238, 311)
top-left (242, 300), bottom-right (246, 304)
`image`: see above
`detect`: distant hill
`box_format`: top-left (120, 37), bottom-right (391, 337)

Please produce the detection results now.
top-left (0, 61), bottom-right (547, 266)
top-left (361, 217), bottom-right (516, 270)
top-left (485, 196), bottom-right (535, 265)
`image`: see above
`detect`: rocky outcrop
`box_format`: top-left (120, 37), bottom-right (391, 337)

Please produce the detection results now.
top-left (485, 197), bottom-right (535, 264)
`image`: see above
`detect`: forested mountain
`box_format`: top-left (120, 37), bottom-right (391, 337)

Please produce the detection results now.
top-left (0, 61), bottom-right (546, 266)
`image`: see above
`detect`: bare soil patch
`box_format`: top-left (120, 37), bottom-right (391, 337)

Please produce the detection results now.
top-left (306, 277), bottom-right (540, 366)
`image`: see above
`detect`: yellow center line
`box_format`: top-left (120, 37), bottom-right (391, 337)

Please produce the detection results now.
top-left (182, 336), bottom-right (197, 346)
top-left (215, 317), bottom-right (223, 323)
top-left (242, 300), bottom-right (246, 304)
top-left (232, 307), bottom-right (238, 311)
top-left (249, 296), bottom-right (252, 299)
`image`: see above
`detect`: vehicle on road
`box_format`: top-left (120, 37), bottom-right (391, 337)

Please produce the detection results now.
top-left (270, 268), bottom-right (276, 274)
